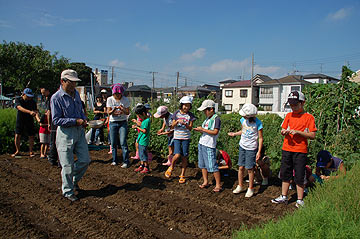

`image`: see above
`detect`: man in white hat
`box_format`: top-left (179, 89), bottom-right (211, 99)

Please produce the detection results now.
top-left (50, 69), bottom-right (91, 202)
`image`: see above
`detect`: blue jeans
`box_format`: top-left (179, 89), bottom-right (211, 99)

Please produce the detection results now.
top-left (138, 144), bottom-right (148, 162)
top-left (238, 145), bottom-right (257, 169)
top-left (109, 120), bottom-right (129, 164)
top-left (56, 126), bottom-right (91, 197)
top-left (173, 139), bottom-right (190, 157)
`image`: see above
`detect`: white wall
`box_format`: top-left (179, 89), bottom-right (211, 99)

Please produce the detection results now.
top-left (222, 87), bottom-right (252, 113)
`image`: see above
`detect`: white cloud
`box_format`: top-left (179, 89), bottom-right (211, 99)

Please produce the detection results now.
top-left (180, 48), bottom-right (206, 61)
top-left (109, 59), bottom-right (126, 67)
top-left (135, 42), bottom-right (150, 52)
top-left (327, 7), bottom-right (353, 21)
top-left (207, 59), bottom-right (249, 72)
top-left (0, 20), bottom-right (12, 28)
top-left (33, 12), bottom-right (88, 27)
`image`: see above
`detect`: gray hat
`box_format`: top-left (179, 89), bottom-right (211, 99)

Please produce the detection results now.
top-left (61, 69), bottom-right (81, 82)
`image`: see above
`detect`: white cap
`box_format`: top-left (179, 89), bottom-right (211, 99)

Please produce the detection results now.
top-left (239, 103), bottom-right (258, 117)
top-left (180, 95), bottom-right (193, 104)
top-left (101, 89), bottom-right (107, 93)
top-left (61, 69), bottom-right (81, 82)
top-left (197, 99), bottom-right (215, 111)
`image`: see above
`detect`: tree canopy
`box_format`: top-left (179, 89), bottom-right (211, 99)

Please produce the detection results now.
top-left (0, 41), bottom-right (93, 95)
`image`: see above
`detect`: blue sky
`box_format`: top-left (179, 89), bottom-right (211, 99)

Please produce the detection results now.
top-left (1, 0), bottom-right (360, 87)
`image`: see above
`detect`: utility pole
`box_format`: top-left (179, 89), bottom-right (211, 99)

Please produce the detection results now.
top-left (111, 66), bottom-right (114, 85)
top-left (174, 72), bottom-right (179, 108)
top-left (251, 53), bottom-right (254, 104)
top-left (150, 71), bottom-right (157, 103)
top-left (184, 77), bottom-right (187, 87)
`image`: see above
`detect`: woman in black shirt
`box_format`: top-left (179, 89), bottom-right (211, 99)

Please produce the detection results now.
top-left (89, 95), bottom-right (106, 144)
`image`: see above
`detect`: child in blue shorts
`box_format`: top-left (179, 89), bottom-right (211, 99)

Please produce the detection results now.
top-left (228, 103), bottom-right (263, 198)
top-left (194, 100), bottom-right (222, 192)
top-left (164, 96), bottom-right (196, 184)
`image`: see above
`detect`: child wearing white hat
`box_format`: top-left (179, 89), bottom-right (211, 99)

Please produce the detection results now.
top-left (228, 103), bottom-right (263, 198)
top-left (164, 96), bottom-right (196, 184)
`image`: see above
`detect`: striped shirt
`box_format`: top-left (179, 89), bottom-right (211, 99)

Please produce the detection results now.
top-left (171, 110), bottom-right (196, 140)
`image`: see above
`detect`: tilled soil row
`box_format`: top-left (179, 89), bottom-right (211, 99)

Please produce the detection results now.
top-left (0, 150), bottom-right (295, 239)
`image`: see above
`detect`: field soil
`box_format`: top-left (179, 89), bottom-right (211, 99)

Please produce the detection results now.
top-left (0, 148), bottom-right (297, 239)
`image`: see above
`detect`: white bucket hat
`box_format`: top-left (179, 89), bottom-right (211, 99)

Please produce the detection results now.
top-left (239, 103), bottom-right (258, 117)
top-left (61, 69), bottom-right (81, 82)
top-left (180, 95), bottom-right (193, 104)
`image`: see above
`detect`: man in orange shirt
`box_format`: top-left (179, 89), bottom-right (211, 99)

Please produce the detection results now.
top-left (271, 91), bottom-right (317, 208)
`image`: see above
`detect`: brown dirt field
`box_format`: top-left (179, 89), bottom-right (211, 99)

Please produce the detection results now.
top-left (0, 148), bottom-right (297, 239)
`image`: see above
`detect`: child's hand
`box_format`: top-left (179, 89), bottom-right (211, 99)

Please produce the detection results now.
top-left (228, 132), bottom-right (235, 137)
top-left (256, 152), bottom-right (261, 162)
top-left (193, 126), bottom-right (203, 132)
top-left (281, 129), bottom-right (290, 135)
top-left (131, 124), bottom-right (137, 129)
top-left (157, 129), bottom-right (163, 135)
top-left (289, 130), bottom-right (298, 135)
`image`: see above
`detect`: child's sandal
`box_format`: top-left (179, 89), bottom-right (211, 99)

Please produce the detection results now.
top-left (165, 167), bottom-right (173, 178)
top-left (179, 176), bottom-right (186, 184)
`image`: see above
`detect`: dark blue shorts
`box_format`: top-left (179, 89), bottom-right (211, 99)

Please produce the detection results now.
top-left (238, 145), bottom-right (257, 169)
top-left (173, 139), bottom-right (190, 157)
top-left (138, 144), bottom-right (148, 162)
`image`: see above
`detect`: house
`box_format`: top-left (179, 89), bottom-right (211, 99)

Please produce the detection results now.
top-left (350, 70), bottom-right (360, 83)
top-left (125, 85), bottom-right (156, 106)
top-left (221, 80), bottom-right (257, 113)
top-left (177, 86), bottom-right (212, 98)
top-left (258, 75), bottom-right (312, 112)
top-left (155, 87), bottom-right (175, 103)
top-left (219, 78), bottom-right (237, 89)
top-left (303, 74), bottom-right (339, 84)
top-left (202, 84), bottom-right (221, 102)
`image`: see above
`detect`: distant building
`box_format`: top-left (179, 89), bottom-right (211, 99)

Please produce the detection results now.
top-left (93, 68), bottom-right (109, 86)
top-left (257, 75), bottom-right (311, 112)
top-left (155, 87), bottom-right (175, 103)
top-left (303, 74), bottom-right (339, 84)
top-left (221, 80), bottom-right (257, 113)
top-left (202, 84), bottom-right (221, 102)
top-left (350, 70), bottom-right (360, 83)
top-left (177, 86), bottom-right (212, 98)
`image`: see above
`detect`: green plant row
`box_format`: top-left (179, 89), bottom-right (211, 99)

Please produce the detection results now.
top-left (233, 161), bottom-right (360, 239)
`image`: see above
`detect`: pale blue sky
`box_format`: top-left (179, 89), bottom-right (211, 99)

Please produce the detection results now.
top-left (1, 0), bottom-right (360, 87)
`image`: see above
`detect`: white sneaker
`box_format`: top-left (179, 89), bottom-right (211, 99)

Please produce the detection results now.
top-left (245, 188), bottom-right (254, 198)
top-left (121, 163), bottom-right (129, 168)
top-left (232, 185), bottom-right (246, 194)
top-left (111, 162), bottom-right (117, 166)
top-left (261, 178), bottom-right (269, 186)
top-left (271, 195), bottom-right (288, 204)
top-left (295, 199), bottom-right (305, 208)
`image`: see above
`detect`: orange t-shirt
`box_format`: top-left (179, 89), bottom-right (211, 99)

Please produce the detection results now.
top-left (281, 112), bottom-right (317, 153)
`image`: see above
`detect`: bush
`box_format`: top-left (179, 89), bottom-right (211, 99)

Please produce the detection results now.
top-left (233, 161), bottom-right (360, 239)
top-left (0, 108), bottom-right (17, 154)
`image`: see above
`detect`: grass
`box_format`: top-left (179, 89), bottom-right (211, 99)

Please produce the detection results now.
top-left (233, 162), bottom-right (360, 239)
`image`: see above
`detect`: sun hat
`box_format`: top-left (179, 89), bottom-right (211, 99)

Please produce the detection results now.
top-left (179, 95), bottom-right (193, 104)
top-left (197, 99), bottom-right (216, 111)
top-left (101, 89), bottom-right (107, 93)
top-left (287, 91), bottom-right (305, 105)
top-left (239, 103), bottom-right (257, 117)
top-left (111, 83), bottom-right (125, 94)
top-left (61, 69), bottom-right (81, 82)
top-left (154, 106), bottom-right (169, 118)
top-left (316, 150), bottom-right (332, 167)
top-left (23, 88), bottom-right (34, 97)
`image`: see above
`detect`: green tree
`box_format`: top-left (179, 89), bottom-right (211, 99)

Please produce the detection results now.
top-left (0, 41), bottom-right (70, 94)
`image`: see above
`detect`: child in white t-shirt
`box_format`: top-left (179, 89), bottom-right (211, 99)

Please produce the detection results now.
top-left (228, 103), bottom-right (263, 198)
top-left (194, 100), bottom-right (222, 192)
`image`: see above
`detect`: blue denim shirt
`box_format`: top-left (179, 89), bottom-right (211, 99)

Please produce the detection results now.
top-left (50, 86), bottom-right (86, 127)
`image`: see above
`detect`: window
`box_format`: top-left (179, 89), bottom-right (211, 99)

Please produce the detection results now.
top-left (262, 105), bottom-right (272, 111)
top-left (239, 104), bottom-right (243, 110)
top-left (291, 86), bottom-right (300, 92)
top-left (240, 89), bottom-right (248, 98)
top-left (224, 104), bottom-right (232, 111)
top-left (225, 90), bottom-right (233, 97)
top-left (260, 87), bottom-right (273, 98)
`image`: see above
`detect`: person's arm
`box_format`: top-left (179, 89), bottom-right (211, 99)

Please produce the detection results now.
top-left (194, 127), bottom-right (219, 135)
top-left (321, 162), bottom-right (346, 180)
top-left (185, 120), bottom-right (194, 130)
top-left (256, 129), bottom-right (264, 162)
top-left (157, 121), bottom-right (166, 135)
top-left (228, 131), bottom-right (242, 137)
top-left (16, 105), bottom-right (37, 117)
top-left (289, 130), bottom-right (316, 139)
